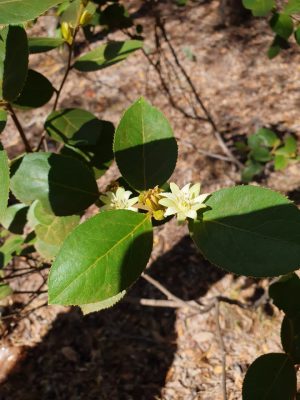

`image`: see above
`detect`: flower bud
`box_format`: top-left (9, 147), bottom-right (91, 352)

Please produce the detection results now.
top-left (61, 22), bottom-right (73, 45)
top-left (79, 10), bottom-right (93, 26)
top-left (139, 186), bottom-right (165, 220)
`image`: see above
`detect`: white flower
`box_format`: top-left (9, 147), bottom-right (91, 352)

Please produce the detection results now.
top-left (100, 187), bottom-right (138, 212)
top-left (158, 182), bottom-right (209, 222)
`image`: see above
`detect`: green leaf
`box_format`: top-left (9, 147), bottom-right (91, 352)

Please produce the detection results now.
top-left (73, 40), bottom-right (143, 72)
top-left (267, 35), bottom-right (290, 58)
top-left (269, 273), bottom-right (300, 317)
top-left (35, 210), bottom-right (80, 246)
top-left (241, 160), bottom-right (264, 183)
top-left (250, 146), bottom-right (272, 162)
top-left (284, 0), bottom-right (300, 15)
top-left (295, 27), bottom-right (300, 44)
top-left (0, 109), bottom-right (7, 134)
top-left (0, 283), bottom-right (12, 300)
top-left (61, 0), bottom-right (96, 26)
top-left (256, 128), bottom-right (279, 147)
top-left (35, 238), bottom-right (60, 261)
top-left (274, 154), bottom-right (289, 170)
top-left (0, 144), bottom-right (9, 221)
top-left (48, 210), bottom-right (153, 305)
top-left (281, 315), bottom-right (300, 363)
top-left (0, 26), bottom-right (28, 102)
top-left (10, 152), bottom-right (99, 216)
top-left (33, 203), bottom-right (79, 260)
top-left (1, 203), bottom-right (28, 234)
top-left (248, 129), bottom-right (279, 150)
top-left (270, 13), bottom-right (294, 39)
top-left (189, 185), bottom-right (300, 277)
top-left (80, 290), bottom-right (127, 315)
top-left (242, 353), bottom-right (296, 399)
top-left (242, 0), bottom-right (275, 16)
top-left (13, 70), bottom-right (54, 109)
top-left (0, 0), bottom-right (62, 25)
top-left (45, 108), bottom-right (108, 147)
top-left (28, 37), bottom-right (65, 54)
top-left (276, 135), bottom-right (297, 156)
top-left (114, 97), bottom-right (178, 190)
top-left (0, 235), bottom-right (23, 268)
top-left (26, 200), bottom-right (40, 229)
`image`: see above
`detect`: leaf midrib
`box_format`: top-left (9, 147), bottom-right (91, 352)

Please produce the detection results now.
top-left (208, 219), bottom-right (300, 246)
top-left (50, 214), bottom-right (150, 303)
top-left (262, 356), bottom-right (290, 399)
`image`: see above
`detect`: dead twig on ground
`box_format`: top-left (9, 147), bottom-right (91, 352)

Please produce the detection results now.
top-left (215, 300), bottom-right (228, 400)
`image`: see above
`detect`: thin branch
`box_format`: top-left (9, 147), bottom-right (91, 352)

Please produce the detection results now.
top-left (215, 300), bottom-right (227, 400)
top-left (52, 42), bottom-right (74, 111)
top-left (13, 290), bottom-right (47, 295)
top-left (156, 18), bottom-right (242, 168)
top-left (125, 297), bottom-right (181, 308)
top-left (142, 273), bottom-right (201, 311)
top-left (180, 138), bottom-right (234, 163)
top-left (6, 104), bottom-right (32, 152)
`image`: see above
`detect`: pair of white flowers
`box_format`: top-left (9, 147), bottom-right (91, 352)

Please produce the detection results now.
top-left (100, 183), bottom-right (209, 222)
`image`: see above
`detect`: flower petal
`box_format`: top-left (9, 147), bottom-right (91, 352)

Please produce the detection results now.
top-left (170, 182), bottom-right (181, 196)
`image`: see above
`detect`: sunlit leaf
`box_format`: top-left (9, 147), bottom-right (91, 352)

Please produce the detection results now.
top-left (48, 210), bottom-right (153, 305)
top-left (190, 186), bottom-right (300, 277)
top-left (114, 97), bottom-right (178, 190)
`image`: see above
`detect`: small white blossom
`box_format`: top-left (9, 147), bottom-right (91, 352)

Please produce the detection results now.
top-left (100, 187), bottom-right (138, 212)
top-left (159, 182), bottom-right (209, 222)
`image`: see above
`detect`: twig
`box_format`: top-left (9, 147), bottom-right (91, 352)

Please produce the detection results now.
top-left (53, 41), bottom-right (74, 111)
top-left (6, 104), bottom-right (32, 152)
top-left (215, 300), bottom-right (227, 400)
top-left (180, 138), bottom-right (234, 163)
top-left (13, 290), bottom-right (47, 295)
top-left (156, 18), bottom-right (242, 168)
top-left (142, 273), bottom-right (201, 311)
top-left (126, 297), bottom-right (181, 308)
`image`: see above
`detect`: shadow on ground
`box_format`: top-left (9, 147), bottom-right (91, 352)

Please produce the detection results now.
top-left (0, 236), bottom-right (226, 400)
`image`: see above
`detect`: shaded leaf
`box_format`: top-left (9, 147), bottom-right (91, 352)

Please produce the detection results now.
top-left (48, 210), bottom-right (153, 305)
top-left (35, 207), bottom-right (80, 246)
top-left (35, 238), bottom-right (60, 261)
top-left (0, 235), bottom-right (23, 268)
top-left (281, 314), bottom-right (300, 363)
top-left (114, 97), bottom-right (178, 190)
top-left (0, 144), bottom-right (9, 221)
top-left (269, 273), bottom-right (300, 317)
top-left (270, 13), bottom-right (294, 39)
top-left (189, 186), bottom-right (300, 277)
top-left (1, 203), bottom-right (28, 234)
top-left (45, 108), bottom-right (107, 147)
top-left (0, 109), bottom-right (7, 134)
top-left (28, 37), bottom-right (65, 54)
top-left (10, 152), bottom-right (99, 216)
top-left (268, 35), bottom-right (290, 58)
top-left (241, 160), bottom-right (264, 183)
top-left (242, 353), bottom-right (296, 399)
top-left (0, 26), bottom-right (28, 102)
top-left (73, 40), bottom-right (143, 72)
top-left (14, 69), bottom-right (54, 109)
top-left (250, 146), bottom-right (272, 162)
